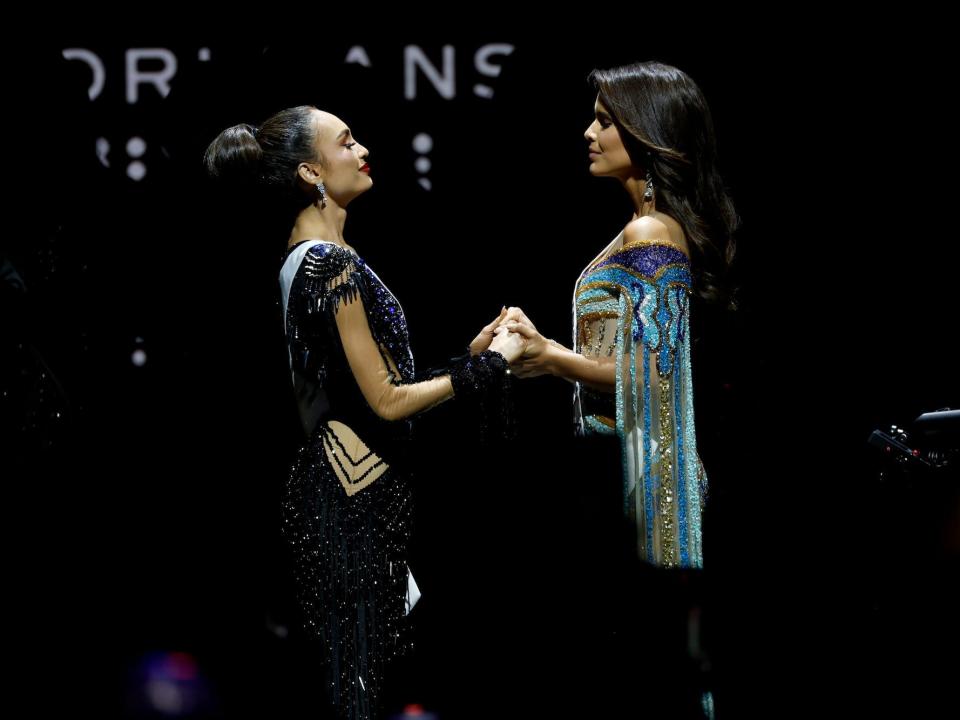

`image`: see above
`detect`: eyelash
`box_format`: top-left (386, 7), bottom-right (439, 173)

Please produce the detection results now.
top-left (344, 142), bottom-right (356, 149)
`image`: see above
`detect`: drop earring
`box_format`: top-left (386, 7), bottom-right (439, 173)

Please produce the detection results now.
top-left (315, 182), bottom-right (327, 210)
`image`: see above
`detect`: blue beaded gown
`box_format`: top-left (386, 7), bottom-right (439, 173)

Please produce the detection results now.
top-left (571, 228), bottom-right (716, 719)
top-left (573, 229), bottom-right (708, 568)
top-left (278, 239), bottom-right (421, 720)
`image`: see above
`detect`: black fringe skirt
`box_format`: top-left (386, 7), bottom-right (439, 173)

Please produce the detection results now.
top-left (281, 428), bottom-right (414, 720)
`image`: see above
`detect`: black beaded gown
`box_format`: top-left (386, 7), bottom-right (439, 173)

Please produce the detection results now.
top-left (279, 238), bottom-right (416, 720)
top-left (278, 238), bottom-right (509, 719)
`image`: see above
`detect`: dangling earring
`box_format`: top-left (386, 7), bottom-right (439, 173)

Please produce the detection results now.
top-left (315, 182), bottom-right (327, 210)
top-left (643, 168), bottom-right (654, 204)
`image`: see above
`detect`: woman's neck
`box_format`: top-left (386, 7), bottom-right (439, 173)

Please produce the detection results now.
top-left (288, 203), bottom-right (348, 249)
top-left (621, 174), bottom-right (655, 219)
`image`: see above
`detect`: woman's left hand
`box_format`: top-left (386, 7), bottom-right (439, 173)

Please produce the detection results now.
top-left (469, 306), bottom-right (530, 355)
top-left (488, 325), bottom-right (528, 364)
top-left (469, 307), bottom-right (508, 355)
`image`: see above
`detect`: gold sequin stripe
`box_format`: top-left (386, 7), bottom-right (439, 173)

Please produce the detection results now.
top-left (588, 414), bottom-right (615, 429)
top-left (577, 282), bottom-right (629, 359)
top-left (576, 311), bottom-right (619, 356)
top-left (576, 310), bottom-right (619, 323)
top-left (657, 372), bottom-right (678, 568)
top-left (578, 320), bottom-right (590, 353)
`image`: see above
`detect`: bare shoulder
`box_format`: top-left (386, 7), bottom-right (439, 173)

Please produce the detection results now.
top-left (623, 214), bottom-right (690, 257)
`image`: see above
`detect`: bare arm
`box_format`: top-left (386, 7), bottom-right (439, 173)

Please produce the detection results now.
top-left (540, 342), bottom-right (616, 393)
top-left (509, 334), bottom-right (616, 393)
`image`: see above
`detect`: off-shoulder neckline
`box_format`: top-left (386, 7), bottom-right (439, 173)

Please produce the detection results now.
top-left (587, 237), bottom-right (690, 275)
top-left (617, 237), bottom-right (691, 259)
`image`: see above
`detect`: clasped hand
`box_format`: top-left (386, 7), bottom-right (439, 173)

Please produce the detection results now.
top-left (469, 306), bottom-right (554, 377)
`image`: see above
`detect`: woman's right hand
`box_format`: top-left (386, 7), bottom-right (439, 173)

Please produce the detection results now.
top-left (496, 313), bottom-right (559, 379)
top-left (469, 306), bottom-right (529, 355)
top-left (488, 325), bottom-right (527, 364)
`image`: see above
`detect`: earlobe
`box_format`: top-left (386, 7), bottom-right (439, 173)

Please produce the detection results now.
top-left (298, 162), bottom-right (321, 184)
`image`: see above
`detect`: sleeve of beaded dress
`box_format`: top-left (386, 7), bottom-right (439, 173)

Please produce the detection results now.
top-left (575, 239), bottom-right (707, 568)
top-left (295, 242), bottom-right (512, 426)
top-left (300, 242), bottom-right (457, 422)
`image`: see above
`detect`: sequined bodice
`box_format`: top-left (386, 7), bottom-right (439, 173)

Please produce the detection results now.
top-left (279, 240), bottom-right (414, 466)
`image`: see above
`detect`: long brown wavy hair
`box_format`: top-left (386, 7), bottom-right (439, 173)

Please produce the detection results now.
top-left (589, 61), bottom-right (739, 310)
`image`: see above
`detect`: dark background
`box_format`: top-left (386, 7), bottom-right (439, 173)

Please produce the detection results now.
top-left (4, 22), bottom-right (957, 718)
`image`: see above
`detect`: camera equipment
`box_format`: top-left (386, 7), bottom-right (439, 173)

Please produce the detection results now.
top-left (868, 408), bottom-right (958, 477)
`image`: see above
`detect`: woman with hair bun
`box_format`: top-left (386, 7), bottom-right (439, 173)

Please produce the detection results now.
top-left (205, 106), bottom-right (526, 720)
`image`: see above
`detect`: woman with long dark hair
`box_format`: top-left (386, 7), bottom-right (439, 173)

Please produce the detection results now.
top-left (503, 61), bottom-right (738, 569)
